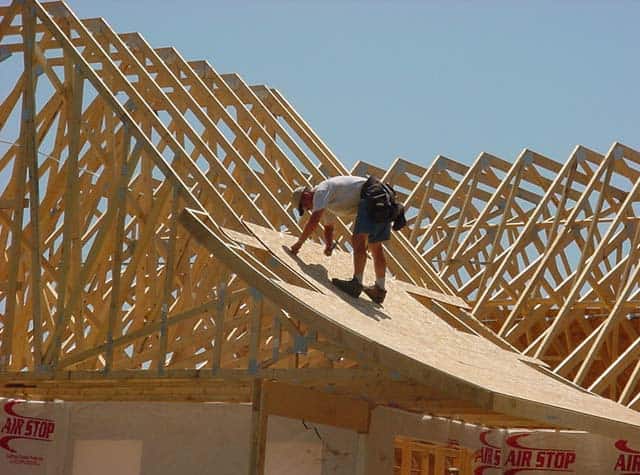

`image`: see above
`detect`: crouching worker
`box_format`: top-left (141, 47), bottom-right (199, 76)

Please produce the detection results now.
top-left (288, 175), bottom-right (406, 305)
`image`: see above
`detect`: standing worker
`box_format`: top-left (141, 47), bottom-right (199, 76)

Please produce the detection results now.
top-left (288, 175), bottom-right (405, 305)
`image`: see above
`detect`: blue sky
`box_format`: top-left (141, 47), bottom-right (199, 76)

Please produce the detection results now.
top-left (7, 1), bottom-right (640, 170)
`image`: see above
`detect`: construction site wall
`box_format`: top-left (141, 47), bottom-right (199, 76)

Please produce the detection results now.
top-left (0, 398), bottom-right (357, 475)
top-left (367, 407), bottom-right (636, 475)
top-left (1, 399), bottom-right (636, 475)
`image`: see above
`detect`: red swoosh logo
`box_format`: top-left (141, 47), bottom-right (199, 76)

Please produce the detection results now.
top-left (504, 469), bottom-right (572, 475)
top-left (506, 434), bottom-right (533, 450)
top-left (4, 401), bottom-right (54, 424)
top-left (480, 430), bottom-right (501, 449)
top-left (474, 466), bottom-right (499, 475)
top-left (0, 435), bottom-right (52, 453)
top-left (0, 435), bottom-right (17, 453)
top-left (506, 433), bottom-right (575, 453)
top-left (4, 400), bottom-right (26, 418)
top-left (616, 439), bottom-right (640, 454)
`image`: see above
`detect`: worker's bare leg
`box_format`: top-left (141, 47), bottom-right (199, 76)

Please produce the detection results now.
top-left (352, 233), bottom-right (368, 280)
top-left (331, 233), bottom-right (368, 298)
top-left (363, 241), bottom-right (387, 304)
top-left (369, 242), bottom-right (386, 280)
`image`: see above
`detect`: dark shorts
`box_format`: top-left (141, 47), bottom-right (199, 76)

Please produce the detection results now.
top-left (353, 199), bottom-right (391, 243)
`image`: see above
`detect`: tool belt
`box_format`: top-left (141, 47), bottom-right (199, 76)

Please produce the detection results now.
top-left (360, 176), bottom-right (407, 230)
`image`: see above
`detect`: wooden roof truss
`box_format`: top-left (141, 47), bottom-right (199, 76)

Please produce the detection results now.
top-left (367, 144), bottom-right (640, 408)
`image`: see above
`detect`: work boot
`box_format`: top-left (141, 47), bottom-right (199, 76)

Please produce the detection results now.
top-left (331, 277), bottom-right (362, 298)
top-left (363, 284), bottom-right (387, 304)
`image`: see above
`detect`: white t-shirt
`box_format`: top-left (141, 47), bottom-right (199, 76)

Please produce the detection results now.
top-left (312, 176), bottom-right (366, 222)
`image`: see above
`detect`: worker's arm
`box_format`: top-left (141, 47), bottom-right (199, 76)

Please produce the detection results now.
top-left (289, 209), bottom-right (324, 255)
top-left (323, 224), bottom-right (335, 256)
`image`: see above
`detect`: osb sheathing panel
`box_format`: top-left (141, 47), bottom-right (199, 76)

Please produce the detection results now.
top-left (235, 223), bottom-right (640, 442)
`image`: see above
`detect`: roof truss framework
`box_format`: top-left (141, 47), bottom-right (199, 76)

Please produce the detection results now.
top-left (363, 143), bottom-right (640, 407)
top-left (0, 0), bottom-right (489, 390)
top-left (1, 0), bottom-right (640, 448)
top-left (0, 0), bottom-right (367, 375)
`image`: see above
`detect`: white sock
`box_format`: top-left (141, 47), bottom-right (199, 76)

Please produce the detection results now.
top-left (375, 277), bottom-right (386, 289)
top-left (354, 274), bottom-right (363, 284)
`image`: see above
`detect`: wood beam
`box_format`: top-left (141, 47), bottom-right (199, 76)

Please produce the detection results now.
top-left (248, 378), bottom-right (267, 475)
top-left (263, 380), bottom-right (370, 433)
